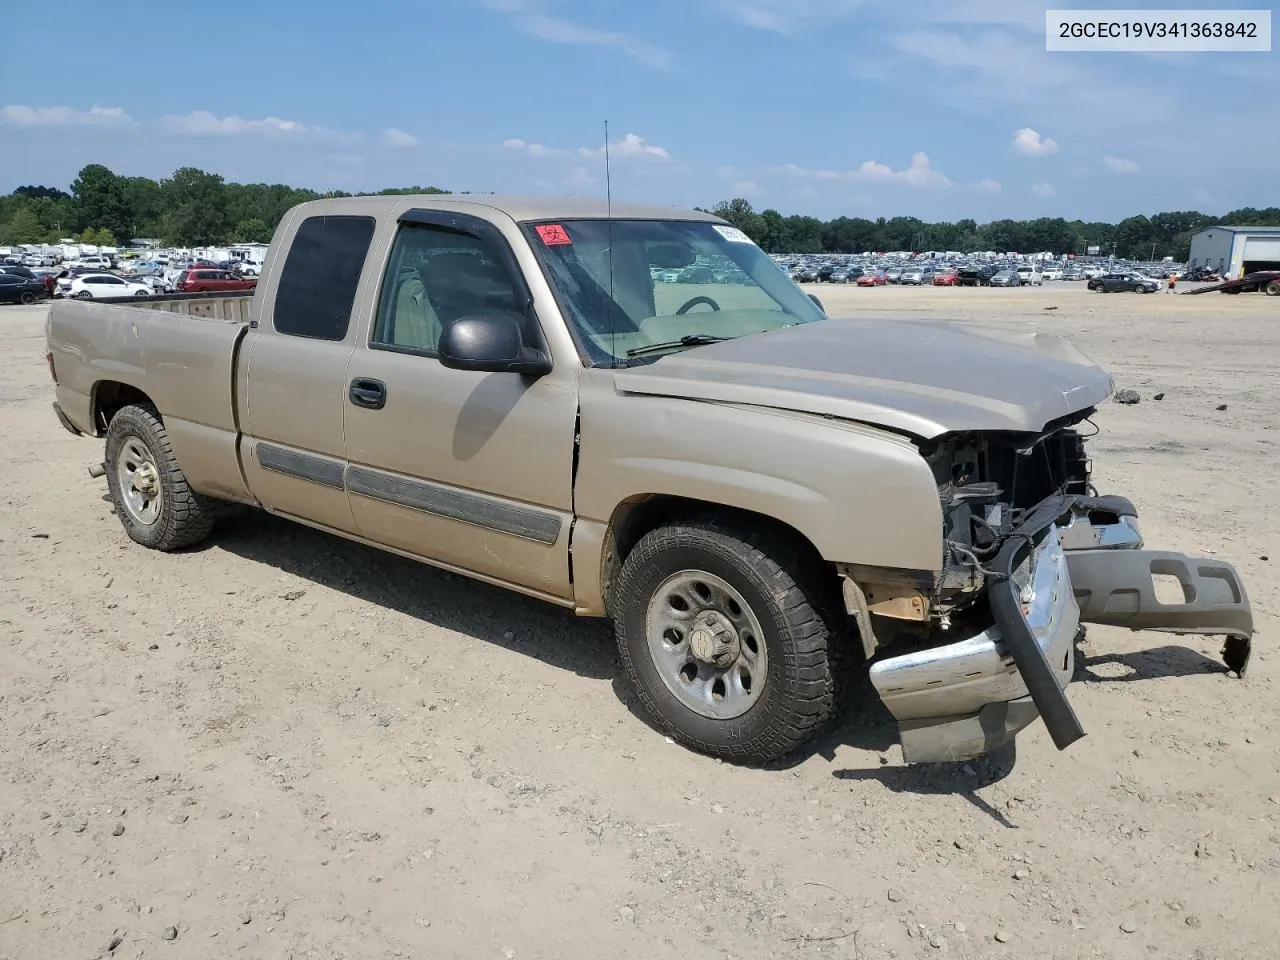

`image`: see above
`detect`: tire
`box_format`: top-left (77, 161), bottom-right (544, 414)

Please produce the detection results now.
top-left (611, 518), bottom-right (843, 765)
top-left (75, 290), bottom-right (92, 300)
top-left (1266, 281), bottom-right (1280, 296)
top-left (19, 291), bottom-right (36, 305)
top-left (104, 403), bottom-right (216, 551)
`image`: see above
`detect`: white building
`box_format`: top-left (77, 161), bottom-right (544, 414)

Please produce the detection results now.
top-left (1188, 225), bottom-right (1280, 279)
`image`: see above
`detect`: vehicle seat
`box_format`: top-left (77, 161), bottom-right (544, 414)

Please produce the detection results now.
top-left (389, 274), bottom-right (443, 351)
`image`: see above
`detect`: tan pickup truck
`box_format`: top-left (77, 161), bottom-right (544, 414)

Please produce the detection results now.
top-left (46, 195), bottom-right (1254, 765)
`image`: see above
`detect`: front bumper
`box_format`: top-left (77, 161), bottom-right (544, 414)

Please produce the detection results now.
top-left (869, 495), bottom-right (1254, 763)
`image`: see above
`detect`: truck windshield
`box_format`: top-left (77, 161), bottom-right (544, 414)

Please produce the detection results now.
top-left (523, 219), bottom-right (825, 366)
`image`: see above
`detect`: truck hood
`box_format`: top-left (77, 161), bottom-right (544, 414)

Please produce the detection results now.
top-left (612, 317), bottom-right (1114, 439)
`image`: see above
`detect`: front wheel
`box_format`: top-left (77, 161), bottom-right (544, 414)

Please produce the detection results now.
top-left (105, 403), bottom-right (216, 550)
top-left (75, 290), bottom-right (92, 300)
top-left (1265, 280), bottom-right (1280, 296)
top-left (611, 520), bottom-right (843, 764)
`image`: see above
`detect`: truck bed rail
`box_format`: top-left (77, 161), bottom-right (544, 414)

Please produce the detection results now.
top-left (89, 290), bottom-right (254, 323)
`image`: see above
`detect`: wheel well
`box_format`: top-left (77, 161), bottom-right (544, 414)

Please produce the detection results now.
top-left (603, 494), bottom-right (836, 607)
top-left (93, 381), bottom-right (153, 434)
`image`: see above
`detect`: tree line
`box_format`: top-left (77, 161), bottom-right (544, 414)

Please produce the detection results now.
top-left (702, 198), bottom-right (1280, 260)
top-left (0, 164), bottom-right (448, 249)
top-left (2, 163), bottom-right (1277, 258)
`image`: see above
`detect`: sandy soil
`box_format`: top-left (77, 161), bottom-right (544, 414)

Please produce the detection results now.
top-left (1, 284), bottom-right (1277, 960)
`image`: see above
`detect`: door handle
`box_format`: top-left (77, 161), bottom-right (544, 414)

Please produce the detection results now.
top-left (348, 377), bottom-right (387, 410)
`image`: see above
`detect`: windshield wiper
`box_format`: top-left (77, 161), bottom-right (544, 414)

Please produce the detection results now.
top-left (625, 334), bottom-right (735, 358)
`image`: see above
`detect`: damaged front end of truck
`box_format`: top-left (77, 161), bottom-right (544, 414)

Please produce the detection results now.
top-left (852, 408), bottom-right (1254, 764)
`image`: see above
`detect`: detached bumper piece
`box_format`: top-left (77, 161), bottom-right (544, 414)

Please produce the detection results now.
top-left (869, 495), bottom-right (1255, 764)
top-left (1066, 550), bottom-right (1253, 676)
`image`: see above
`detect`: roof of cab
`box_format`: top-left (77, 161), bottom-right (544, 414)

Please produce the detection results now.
top-left (288, 194), bottom-right (724, 224)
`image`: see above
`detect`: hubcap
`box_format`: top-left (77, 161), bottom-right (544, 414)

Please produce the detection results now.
top-left (117, 437), bottom-right (162, 525)
top-left (645, 570), bottom-right (768, 720)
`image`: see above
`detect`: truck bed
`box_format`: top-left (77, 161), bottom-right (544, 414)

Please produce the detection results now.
top-left (47, 290), bottom-right (254, 503)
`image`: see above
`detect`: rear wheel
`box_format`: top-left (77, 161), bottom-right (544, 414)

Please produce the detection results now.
top-left (1266, 280), bottom-right (1280, 296)
top-left (105, 403), bottom-right (216, 551)
top-left (19, 291), bottom-right (36, 305)
top-left (611, 519), bottom-right (844, 765)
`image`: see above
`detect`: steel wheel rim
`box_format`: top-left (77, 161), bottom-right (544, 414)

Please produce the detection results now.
top-left (117, 436), bottom-right (162, 526)
top-left (645, 570), bottom-right (768, 720)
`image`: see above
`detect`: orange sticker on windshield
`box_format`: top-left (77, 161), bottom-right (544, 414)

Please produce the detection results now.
top-left (536, 224), bottom-right (572, 245)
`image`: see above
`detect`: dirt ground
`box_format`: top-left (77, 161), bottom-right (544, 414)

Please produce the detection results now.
top-left (1, 283), bottom-right (1276, 960)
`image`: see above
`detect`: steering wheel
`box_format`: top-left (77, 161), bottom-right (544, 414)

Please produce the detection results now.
top-left (674, 295), bottom-right (722, 314)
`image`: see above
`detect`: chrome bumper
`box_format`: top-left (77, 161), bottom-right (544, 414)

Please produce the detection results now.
top-left (869, 496), bottom-right (1254, 764)
top-left (871, 524), bottom-right (1078, 763)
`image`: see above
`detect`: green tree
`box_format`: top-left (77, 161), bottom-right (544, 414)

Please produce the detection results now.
top-left (70, 163), bottom-right (131, 239)
top-left (232, 217), bottom-right (271, 243)
top-left (161, 167), bottom-right (230, 245)
top-left (0, 205), bottom-right (48, 244)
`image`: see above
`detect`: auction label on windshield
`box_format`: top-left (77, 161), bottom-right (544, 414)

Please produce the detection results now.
top-left (1046, 9), bottom-right (1271, 50)
top-left (713, 225), bottom-right (754, 243)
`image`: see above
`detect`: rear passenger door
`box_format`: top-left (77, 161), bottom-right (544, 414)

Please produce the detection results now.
top-left (240, 213), bottom-right (377, 534)
top-left (341, 210), bottom-right (578, 600)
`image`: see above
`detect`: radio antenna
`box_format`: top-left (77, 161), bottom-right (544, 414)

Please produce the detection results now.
top-left (604, 119), bottom-right (617, 365)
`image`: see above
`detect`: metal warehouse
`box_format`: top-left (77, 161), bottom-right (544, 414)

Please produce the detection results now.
top-left (1188, 225), bottom-right (1280, 280)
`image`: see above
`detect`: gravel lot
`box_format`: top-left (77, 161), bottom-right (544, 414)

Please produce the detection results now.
top-left (1, 284), bottom-right (1277, 960)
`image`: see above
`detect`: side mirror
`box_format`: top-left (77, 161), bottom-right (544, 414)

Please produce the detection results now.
top-left (438, 312), bottom-right (552, 376)
top-left (807, 293), bottom-right (825, 314)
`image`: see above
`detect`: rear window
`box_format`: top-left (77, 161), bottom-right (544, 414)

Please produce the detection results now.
top-left (273, 215), bottom-right (376, 340)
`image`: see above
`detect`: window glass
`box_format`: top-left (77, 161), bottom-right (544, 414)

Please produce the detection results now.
top-left (274, 215), bottom-right (376, 340)
top-left (371, 224), bottom-right (525, 355)
top-left (524, 219), bottom-right (824, 366)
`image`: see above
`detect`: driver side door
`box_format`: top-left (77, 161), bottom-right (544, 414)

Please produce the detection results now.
top-left (341, 210), bottom-right (579, 601)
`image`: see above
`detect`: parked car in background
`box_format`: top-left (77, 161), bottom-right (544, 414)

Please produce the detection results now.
top-left (1088, 273), bottom-right (1160, 293)
top-left (933, 268), bottom-right (959, 286)
top-left (1062, 268), bottom-right (1084, 281)
top-left (2, 263), bottom-right (58, 298)
top-left (955, 268), bottom-right (990, 287)
top-left (1015, 265), bottom-right (1043, 286)
top-left (176, 269), bottom-right (258, 293)
top-left (856, 270), bottom-right (886, 287)
top-left (1040, 265), bottom-right (1063, 280)
top-left (883, 267), bottom-right (903, 283)
top-left (65, 273), bottom-right (154, 299)
top-left (990, 269), bottom-right (1022, 287)
top-left (0, 272), bottom-right (48, 304)
top-left (899, 268), bottom-right (924, 285)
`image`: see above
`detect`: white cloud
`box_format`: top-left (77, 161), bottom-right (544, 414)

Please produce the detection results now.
top-left (713, 1), bottom-right (1050, 35)
top-left (1, 104), bottom-right (134, 127)
top-left (161, 110), bottom-right (356, 141)
top-left (479, 0), bottom-right (673, 69)
top-left (1032, 181), bottom-right (1056, 197)
top-left (1102, 154), bottom-right (1139, 173)
top-left (577, 133), bottom-right (669, 160)
top-left (533, 165), bottom-right (599, 193)
top-left (506, 132), bottom-right (670, 161)
top-left (781, 151), bottom-right (952, 187)
top-left (564, 166), bottom-right (598, 191)
top-left (731, 180), bottom-right (761, 196)
top-left (1012, 127), bottom-right (1059, 156)
top-left (973, 178), bottom-right (1002, 193)
top-left (382, 127), bottom-right (419, 148)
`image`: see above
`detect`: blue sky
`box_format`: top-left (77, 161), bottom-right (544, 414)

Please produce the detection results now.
top-left (1, 0), bottom-right (1275, 221)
